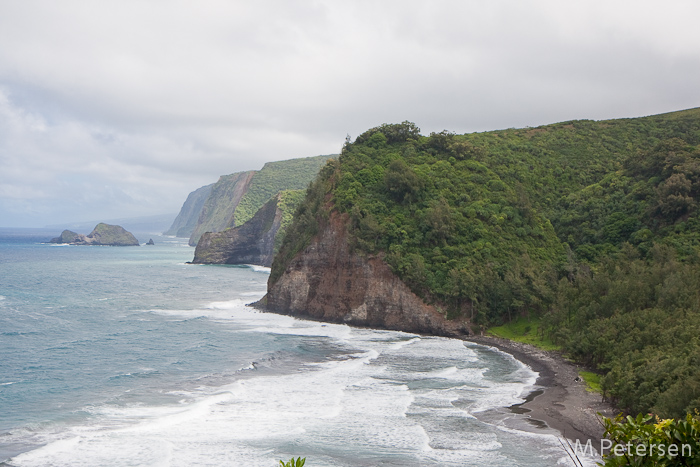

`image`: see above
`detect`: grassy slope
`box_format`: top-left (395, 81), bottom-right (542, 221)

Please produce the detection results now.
top-left (487, 317), bottom-right (560, 351)
top-left (232, 155), bottom-right (334, 227)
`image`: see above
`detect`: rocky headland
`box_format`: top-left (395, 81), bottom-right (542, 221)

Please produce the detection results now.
top-left (254, 211), bottom-right (613, 451)
top-left (255, 211), bottom-right (470, 336)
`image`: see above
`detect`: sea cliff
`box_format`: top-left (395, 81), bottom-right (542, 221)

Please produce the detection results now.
top-left (192, 194), bottom-right (283, 267)
top-left (257, 211), bottom-right (470, 336)
top-left (189, 171), bottom-right (256, 246)
top-left (165, 155), bottom-right (334, 246)
top-left (163, 183), bottom-right (214, 238)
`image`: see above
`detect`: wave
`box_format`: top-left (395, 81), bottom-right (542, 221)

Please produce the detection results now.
top-left (108, 369), bottom-right (161, 381)
top-left (6, 300), bottom-right (584, 467)
top-left (1, 331), bottom-right (41, 337)
top-left (246, 265), bottom-right (271, 274)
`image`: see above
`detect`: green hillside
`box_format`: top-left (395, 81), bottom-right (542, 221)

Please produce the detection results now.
top-left (273, 109), bottom-right (700, 418)
top-left (274, 189), bottom-right (306, 254)
top-left (232, 155), bottom-right (334, 227)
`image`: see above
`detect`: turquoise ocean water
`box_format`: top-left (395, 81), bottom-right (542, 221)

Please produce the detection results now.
top-left (0, 229), bottom-right (595, 466)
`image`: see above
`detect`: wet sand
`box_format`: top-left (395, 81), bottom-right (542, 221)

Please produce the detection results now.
top-left (465, 335), bottom-right (615, 452)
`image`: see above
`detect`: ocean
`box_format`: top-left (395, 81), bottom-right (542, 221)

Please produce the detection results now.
top-left (0, 229), bottom-right (595, 466)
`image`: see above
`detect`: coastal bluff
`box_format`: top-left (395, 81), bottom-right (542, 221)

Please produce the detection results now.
top-left (255, 212), bottom-right (470, 337)
top-left (50, 223), bottom-right (139, 246)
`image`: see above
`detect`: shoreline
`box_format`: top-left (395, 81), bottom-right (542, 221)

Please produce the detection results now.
top-left (251, 303), bottom-right (615, 453)
top-left (465, 335), bottom-right (615, 451)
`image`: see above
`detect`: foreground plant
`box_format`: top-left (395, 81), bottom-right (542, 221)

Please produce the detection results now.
top-left (598, 413), bottom-right (700, 466)
top-left (279, 457), bottom-right (306, 467)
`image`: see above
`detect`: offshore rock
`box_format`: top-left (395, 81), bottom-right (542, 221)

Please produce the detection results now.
top-left (192, 195), bottom-right (282, 267)
top-left (50, 223), bottom-right (139, 246)
top-left (50, 230), bottom-right (81, 244)
top-left (257, 212), bottom-right (470, 337)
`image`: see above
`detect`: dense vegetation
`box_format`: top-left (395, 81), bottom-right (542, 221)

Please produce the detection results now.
top-left (273, 109), bottom-right (700, 419)
top-left (274, 189), bottom-right (305, 254)
top-left (598, 413), bottom-right (700, 466)
top-left (233, 155), bottom-right (333, 226)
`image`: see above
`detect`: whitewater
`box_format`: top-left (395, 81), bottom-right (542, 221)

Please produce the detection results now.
top-left (0, 229), bottom-right (595, 466)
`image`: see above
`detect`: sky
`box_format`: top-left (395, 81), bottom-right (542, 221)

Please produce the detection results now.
top-left (1, 1), bottom-right (699, 227)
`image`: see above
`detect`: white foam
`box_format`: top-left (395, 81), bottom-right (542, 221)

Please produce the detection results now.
top-left (390, 336), bottom-right (421, 349)
top-left (8, 306), bottom-right (569, 466)
top-left (147, 298), bottom-right (254, 322)
top-left (205, 299), bottom-right (252, 310)
top-left (246, 265), bottom-right (271, 274)
top-left (426, 365), bottom-right (458, 378)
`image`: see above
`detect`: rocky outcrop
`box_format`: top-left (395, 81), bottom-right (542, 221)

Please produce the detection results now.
top-left (257, 212), bottom-right (471, 337)
top-left (50, 229), bottom-right (82, 244)
top-left (192, 195), bottom-right (282, 266)
top-left (50, 223), bottom-right (139, 246)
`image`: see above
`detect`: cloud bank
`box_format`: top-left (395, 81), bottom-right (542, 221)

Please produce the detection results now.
top-left (1, 0), bottom-right (699, 226)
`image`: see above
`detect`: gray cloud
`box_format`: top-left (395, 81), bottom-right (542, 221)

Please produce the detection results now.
top-left (1, 0), bottom-right (699, 226)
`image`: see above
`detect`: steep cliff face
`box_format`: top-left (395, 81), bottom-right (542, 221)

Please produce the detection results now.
top-left (180, 155), bottom-right (335, 247)
top-left (164, 183), bottom-right (214, 237)
top-left (189, 171), bottom-right (256, 246)
top-left (260, 212), bottom-right (470, 337)
top-left (192, 195), bottom-right (282, 267)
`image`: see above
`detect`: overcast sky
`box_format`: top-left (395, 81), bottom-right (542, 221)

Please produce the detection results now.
top-left (1, 0), bottom-right (699, 227)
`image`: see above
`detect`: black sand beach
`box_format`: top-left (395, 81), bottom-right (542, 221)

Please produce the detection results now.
top-left (467, 335), bottom-right (615, 452)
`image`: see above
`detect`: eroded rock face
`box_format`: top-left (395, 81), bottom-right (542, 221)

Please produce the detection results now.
top-left (192, 196), bottom-right (282, 267)
top-left (258, 212), bottom-right (470, 337)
